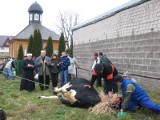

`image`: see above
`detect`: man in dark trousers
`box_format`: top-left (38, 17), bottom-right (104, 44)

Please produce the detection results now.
top-left (92, 63), bottom-right (118, 97)
top-left (35, 50), bottom-right (51, 90)
top-left (20, 53), bottom-right (35, 92)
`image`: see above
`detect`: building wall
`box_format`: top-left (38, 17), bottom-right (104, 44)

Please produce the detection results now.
top-left (9, 39), bottom-right (59, 58)
top-left (73, 0), bottom-right (160, 91)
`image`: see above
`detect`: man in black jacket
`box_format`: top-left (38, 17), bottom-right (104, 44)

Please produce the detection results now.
top-left (92, 63), bottom-right (118, 97)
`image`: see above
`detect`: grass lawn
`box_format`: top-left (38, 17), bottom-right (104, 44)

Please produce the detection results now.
top-left (0, 74), bottom-right (160, 120)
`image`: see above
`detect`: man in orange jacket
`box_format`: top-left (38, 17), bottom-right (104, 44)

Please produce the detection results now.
top-left (91, 63), bottom-right (118, 96)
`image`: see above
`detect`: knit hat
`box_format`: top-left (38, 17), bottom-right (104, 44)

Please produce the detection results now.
top-left (122, 71), bottom-right (131, 77)
top-left (94, 64), bottom-right (103, 74)
top-left (114, 75), bottom-right (123, 82)
top-left (26, 53), bottom-right (32, 56)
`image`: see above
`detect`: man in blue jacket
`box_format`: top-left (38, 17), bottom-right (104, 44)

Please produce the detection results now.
top-left (114, 75), bottom-right (160, 114)
top-left (59, 51), bottom-right (70, 86)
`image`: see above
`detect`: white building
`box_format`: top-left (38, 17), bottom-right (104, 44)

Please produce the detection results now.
top-left (0, 35), bottom-right (14, 57)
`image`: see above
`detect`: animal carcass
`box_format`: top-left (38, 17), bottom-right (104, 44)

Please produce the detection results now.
top-left (39, 78), bottom-right (101, 108)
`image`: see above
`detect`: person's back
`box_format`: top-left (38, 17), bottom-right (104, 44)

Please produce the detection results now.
top-left (100, 55), bottom-right (112, 65)
top-left (5, 60), bottom-right (12, 69)
top-left (101, 63), bottom-right (118, 79)
top-left (122, 79), bottom-right (147, 101)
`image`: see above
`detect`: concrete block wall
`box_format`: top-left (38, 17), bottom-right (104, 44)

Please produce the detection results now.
top-left (73, 0), bottom-right (160, 91)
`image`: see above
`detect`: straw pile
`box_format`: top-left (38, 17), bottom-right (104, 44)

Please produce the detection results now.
top-left (89, 92), bottom-right (119, 115)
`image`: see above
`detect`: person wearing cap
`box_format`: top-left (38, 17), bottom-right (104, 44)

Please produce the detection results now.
top-left (92, 63), bottom-right (118, 97)
top-left (35, 50), bottom-right (51, 90)
top-left (122, 71), bottom-right (137, 83)
top-left (20, 53), bottom-right (35, 92)
top-left (114, 75), bottom-right (160, 114)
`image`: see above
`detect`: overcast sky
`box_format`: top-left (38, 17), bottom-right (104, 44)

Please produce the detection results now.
top-left (0, 0), bottom-right (131, 36)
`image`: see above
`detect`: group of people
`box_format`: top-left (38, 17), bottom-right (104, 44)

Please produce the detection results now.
top-left (89, 52), bottom-right (160, 115)
top-left (90, 52), bottom-right (118, 97)
top-left (1, 50), bottom-right (160, 115)
top-left (20, 50), bottom-right (79, 92)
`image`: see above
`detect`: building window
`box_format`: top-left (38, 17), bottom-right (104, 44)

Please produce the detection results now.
top-left (1, 47), bottom-right (4, 50)
top-left (40, 15), bottom-right (42, 21)
top-left (30, 14), bottom-right (32, 21)
top-left (34, 13), bottom-right (39, 21)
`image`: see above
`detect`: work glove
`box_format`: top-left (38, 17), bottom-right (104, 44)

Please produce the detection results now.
top-left (117, 109), bottom-right (126, 117)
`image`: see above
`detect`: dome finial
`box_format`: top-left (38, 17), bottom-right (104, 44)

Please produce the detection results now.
top-left (28, 1), bottom-right (43, 14)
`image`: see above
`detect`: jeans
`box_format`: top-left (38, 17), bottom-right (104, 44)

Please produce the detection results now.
top-left (4, 68), bottom-right (14, 80)
top-left (60, 70), bottom-right (68, 86)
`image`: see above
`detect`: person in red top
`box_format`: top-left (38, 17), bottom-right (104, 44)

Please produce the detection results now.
top-left (93, 63), bottom-right (118, 97)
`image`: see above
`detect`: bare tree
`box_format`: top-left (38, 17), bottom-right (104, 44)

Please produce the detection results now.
top-left (57, 10), bottom-right (79, 49)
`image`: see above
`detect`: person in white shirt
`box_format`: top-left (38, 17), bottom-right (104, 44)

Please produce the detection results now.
top-left (68, 53), bottom-right (80, 81)
top-left (90, 53), bottom-right (102, 87)
top-left (4, 58), bottom-right (14, 80)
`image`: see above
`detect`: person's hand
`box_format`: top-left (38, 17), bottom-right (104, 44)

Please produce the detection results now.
top-left (84, 85), bottom-right (91, 88)
top-left (27, 64), bottom-right (33, 67)
top-left (51, 63), bottom-right (54, 66)
top-left (30, 65), bottom-right (34, 67)
top-left (113, 97), bottom-right (121, 104)
top-left (27, 64), bottom-right (31, 67)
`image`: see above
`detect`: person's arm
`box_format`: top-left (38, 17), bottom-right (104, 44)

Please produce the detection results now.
top-left (121, 84), bottom-right (135, 111)
top-left (35, 58), bottom-right (42, 67)
top-left (45, 58), bottom-right (51, 66)
top-left (97, 57), bottom-right (100, 64)
top-left (74, 58), bottom-right (80, 68)
top-left (91, 61), bottom-right (96, 70)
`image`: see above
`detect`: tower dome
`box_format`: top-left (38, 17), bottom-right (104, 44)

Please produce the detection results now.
top-left (28, 1), bottom-right (43, 24)
top-left (28, 1), bottom-right (43, 14)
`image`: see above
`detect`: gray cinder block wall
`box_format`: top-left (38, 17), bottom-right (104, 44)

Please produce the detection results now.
top-left (72, 0), bottom-right (160, 91)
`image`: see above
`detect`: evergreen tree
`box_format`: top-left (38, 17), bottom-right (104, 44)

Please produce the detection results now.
top-left (27, 35), bottom-right (34, 54)
top-left (17, 44), bottom-right (24, 60)
top-left (46, 36), bottom-right (53, 57)
top-left (58, 33), bottom-right (65, 57)
top-left (34, 29), bottom-right (38, 57)
top-left (37, 29), bottom-right (42, 55)
top-left (33, 29), bottom-right (42, 57)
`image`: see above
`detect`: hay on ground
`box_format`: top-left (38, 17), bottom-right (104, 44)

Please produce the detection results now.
top-left (89, 92), bottom-right (119, 115)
